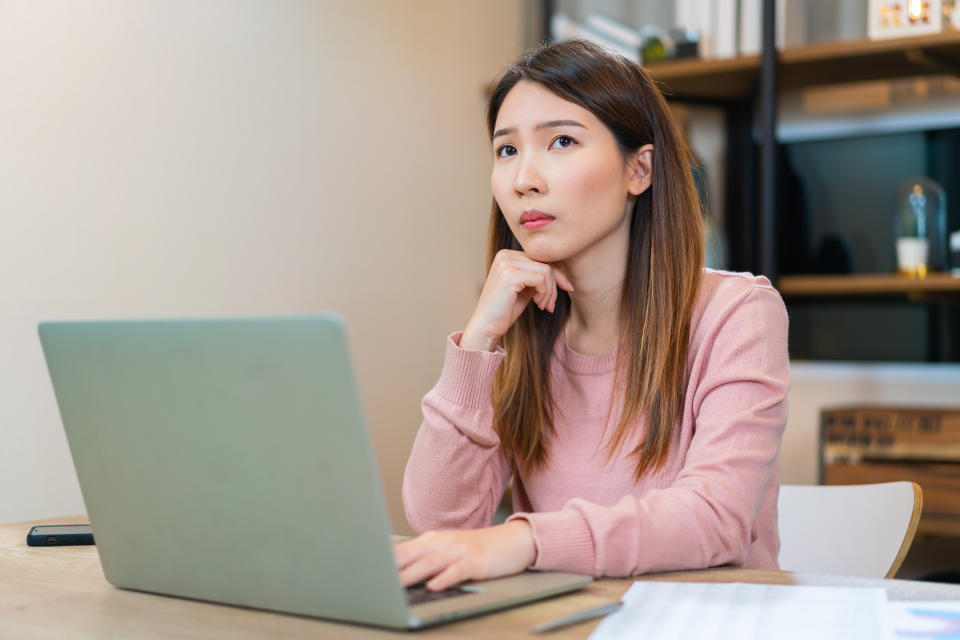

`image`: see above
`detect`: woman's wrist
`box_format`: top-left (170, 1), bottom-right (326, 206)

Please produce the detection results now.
top-left (459, 324), bottom-right (500, 352)
top-left (503, 519), bottom-right (537, 569)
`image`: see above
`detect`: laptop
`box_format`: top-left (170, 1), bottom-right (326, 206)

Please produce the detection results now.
top-left (38, 314), bottom-right (591, 629)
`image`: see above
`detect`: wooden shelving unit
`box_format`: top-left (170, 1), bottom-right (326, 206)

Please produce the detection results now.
top-left (644, 54), bottom-right (761, 101)
top-left (646, 28), bottom-right (960, 303)
top-left (779, 29), bottom-right (960, 89)
top-left (645, 30), bottom-right (960, 101)
top-left (542, 2), bottom-right (959, 359)
top-left (644, 25), bottom-right (960, 361)
top-left (778, 273), bottom-right (960, 298)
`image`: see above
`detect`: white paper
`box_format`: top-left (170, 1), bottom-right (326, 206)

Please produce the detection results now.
top-left (588, 582), bottom-right (893, 640)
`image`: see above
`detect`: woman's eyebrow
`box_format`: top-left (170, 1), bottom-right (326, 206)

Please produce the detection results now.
top-left (492, 119), bottom-right (587, 139)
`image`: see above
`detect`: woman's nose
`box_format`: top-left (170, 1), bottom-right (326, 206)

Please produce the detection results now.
top-left (514, 155), bottom-right (545, 195)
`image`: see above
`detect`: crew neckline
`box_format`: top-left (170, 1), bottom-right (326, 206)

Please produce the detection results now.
top-left (555, 330), bottom-right (619, 375)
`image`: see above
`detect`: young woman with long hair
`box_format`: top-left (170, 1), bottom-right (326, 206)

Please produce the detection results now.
top-left (395, 39), bottom-right (789, 591)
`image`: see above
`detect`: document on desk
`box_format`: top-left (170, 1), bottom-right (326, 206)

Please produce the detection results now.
top-left (588, 581), bottom-right (893, 640)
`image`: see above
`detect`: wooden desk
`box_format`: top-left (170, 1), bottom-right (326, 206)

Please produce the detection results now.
top-left (4, 517), bottom-right (960, 639)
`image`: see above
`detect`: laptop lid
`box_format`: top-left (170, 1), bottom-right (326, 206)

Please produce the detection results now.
top-left (39, 315), bottom-right (413, 627)
top-left (39, 315), bottom-right (592, 629)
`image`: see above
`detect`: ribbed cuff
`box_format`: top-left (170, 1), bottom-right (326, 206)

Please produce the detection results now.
top-left (433, 332), bottom-right (506, 408)
top-left (507, 509), bottom-right (595, 576)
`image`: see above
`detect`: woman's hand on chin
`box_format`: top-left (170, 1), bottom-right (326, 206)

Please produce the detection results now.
top-left (460, 249), bottom-right (574, 352)
top-left (393, 520), bottom-right (536, 591)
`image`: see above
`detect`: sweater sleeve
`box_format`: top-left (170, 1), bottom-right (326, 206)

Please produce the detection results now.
top-left (507, 285), bottom-right (789, 576)
top-left (402, 332), bottom-right (513, 533)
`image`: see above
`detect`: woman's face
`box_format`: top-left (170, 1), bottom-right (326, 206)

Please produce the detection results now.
top-left (490, 81), bottom-right (651, 265)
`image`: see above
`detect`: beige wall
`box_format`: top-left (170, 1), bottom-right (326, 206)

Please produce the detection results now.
top-left (0, 0), bottom-right (528, 530)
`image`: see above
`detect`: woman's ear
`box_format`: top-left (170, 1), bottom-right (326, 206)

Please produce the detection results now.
top-left (627, 144), bottom-right (654, 196)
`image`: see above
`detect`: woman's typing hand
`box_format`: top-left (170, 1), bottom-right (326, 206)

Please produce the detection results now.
top-left (460, 250), bottom-right (573, 352)
top-left (393, 521), bottom-right (537, 591)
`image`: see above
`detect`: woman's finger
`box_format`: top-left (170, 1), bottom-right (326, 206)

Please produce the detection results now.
top-left (499, 250), bottom-right (571, 298)
top-left (398, 547), bottom-right (458, 587)
top-left (547, 271), bottom-right (558, 313)
top-left (426, 559), bottom-right (472, 591)
top-left (504, 265), bottom-right (552, 311)
top-left (528, 263), bottom-right (557, 311)
top-left (394, 539), bottom-right (427, 570)
top-left (394, 530), bottom-right (456, 569)
top-left (522, 261), bottom-right (560, 312)
top-left (552, 266), bottom-right (574, 292)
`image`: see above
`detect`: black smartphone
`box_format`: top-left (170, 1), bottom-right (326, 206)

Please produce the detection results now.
top-left (26, 524), bottom-right (95, 546)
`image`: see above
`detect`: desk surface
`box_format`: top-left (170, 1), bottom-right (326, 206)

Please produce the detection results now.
top-left (4, 516), bottom-right (960, 639)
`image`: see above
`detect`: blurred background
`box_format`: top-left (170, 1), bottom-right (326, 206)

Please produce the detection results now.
top-left (2, 0), bottom-right (959, 579)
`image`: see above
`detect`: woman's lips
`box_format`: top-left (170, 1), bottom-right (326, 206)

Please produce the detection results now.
top-left (522, 218), bottom-right (554, 229)
top-left (520, 210), bottom-right (555, 229)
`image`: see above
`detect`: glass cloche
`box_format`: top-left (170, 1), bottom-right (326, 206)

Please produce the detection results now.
top-left (893, 176), bottom-right (947, 277)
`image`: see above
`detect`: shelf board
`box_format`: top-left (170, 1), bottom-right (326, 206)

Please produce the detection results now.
top-left (780, 30), bottom-right (960, 90)
top-left (645, 54), bottom-right (760, 101)
top-left (778, 273), bottom-right (960, 297)
top-left (645, 31), bottom-right (960, 102)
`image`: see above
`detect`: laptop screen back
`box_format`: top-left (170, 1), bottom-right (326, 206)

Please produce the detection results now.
top-left (39, 315), bottom-right (410, 627)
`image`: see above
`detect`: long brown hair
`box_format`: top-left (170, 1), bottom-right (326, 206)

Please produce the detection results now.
top-left (486, 40), bottom-right (704, 482)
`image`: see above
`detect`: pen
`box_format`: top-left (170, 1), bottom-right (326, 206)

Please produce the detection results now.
top-left (532, 601), bottom-right (622, 633)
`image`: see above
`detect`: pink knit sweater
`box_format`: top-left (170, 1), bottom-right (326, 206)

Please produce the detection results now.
top-left (403, 269), bottom-right (789, 577)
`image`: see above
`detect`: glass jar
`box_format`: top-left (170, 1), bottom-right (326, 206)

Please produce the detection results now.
top-left (893, 176), bottom-right (947, 277)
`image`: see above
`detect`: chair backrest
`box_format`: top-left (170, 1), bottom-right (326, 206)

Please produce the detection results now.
top-left (777, 481), bottom-right (923, 579)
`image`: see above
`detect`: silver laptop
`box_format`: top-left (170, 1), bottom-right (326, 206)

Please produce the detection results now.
top-left (38, 314), bottom-right (591, 629)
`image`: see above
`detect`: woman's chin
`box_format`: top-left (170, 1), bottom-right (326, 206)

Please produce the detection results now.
top-left (516, 239), bottom-right (569, 264)
top-left (519, 247), bottom-right (566, 264)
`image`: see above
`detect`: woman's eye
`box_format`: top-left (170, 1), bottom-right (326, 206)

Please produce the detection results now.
top-left (495, 144), bottom-right (517, 158)
top-left (550, 135), bottom-right (577, 150)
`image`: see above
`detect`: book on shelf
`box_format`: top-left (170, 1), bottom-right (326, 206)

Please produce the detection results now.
top-left (550, 12), bottom-right (640, 62)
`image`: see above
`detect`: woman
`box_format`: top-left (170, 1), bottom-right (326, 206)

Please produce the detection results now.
top-left (395, 39), bottom-right (789, 592)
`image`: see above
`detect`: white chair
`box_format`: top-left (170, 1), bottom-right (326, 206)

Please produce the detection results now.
top-left (777, 481), bottom-right (923, 579)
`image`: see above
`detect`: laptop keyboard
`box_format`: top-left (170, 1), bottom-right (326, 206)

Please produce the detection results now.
top-left (405, 583), bottom-right (475, 605)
